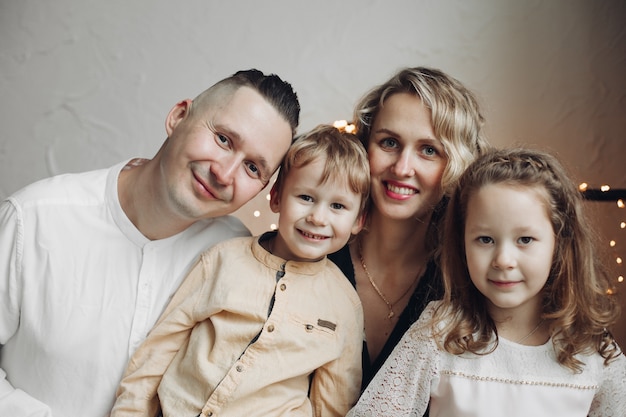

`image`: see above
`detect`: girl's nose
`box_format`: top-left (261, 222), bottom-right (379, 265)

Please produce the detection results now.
top-left (492, 245), bottom-right (517, 270)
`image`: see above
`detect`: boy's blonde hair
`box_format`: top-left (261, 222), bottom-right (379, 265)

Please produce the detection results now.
top-left (273, 124), bottom-right (370, 217)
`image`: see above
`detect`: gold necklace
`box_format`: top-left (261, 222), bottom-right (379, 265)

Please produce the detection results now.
top-left (515, 319), bottom-right (545, 344)
top-left (357, 240), bottom-right (419, 319)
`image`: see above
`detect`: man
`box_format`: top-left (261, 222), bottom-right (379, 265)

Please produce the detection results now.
top-left (0, 69), bottom-right (300, 416)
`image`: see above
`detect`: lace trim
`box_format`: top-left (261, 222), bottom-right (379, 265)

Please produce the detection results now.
top-left (441, 369), bottom-right (598, 390)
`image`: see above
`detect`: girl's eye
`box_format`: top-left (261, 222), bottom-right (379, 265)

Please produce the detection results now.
top-left (478, 236), bottom-right (493, 244)
top-left (330, 202), bottom-right (345, 210)
top-left (518, 236), bottom-right (534, 245)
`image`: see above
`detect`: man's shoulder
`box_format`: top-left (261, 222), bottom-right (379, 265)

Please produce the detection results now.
top-left (8, 164), bottom-right (118, 207)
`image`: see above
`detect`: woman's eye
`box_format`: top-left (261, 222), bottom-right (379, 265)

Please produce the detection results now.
top-left (423, 146), bottom-right (437, 157)
top-left (380, 138), bottom-right (398, 149)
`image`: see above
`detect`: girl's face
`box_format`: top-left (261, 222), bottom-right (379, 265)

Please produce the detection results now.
top-left (366, 93), bottom-right (447, 222)
top-left (464, 183), bottom-right (556, 320)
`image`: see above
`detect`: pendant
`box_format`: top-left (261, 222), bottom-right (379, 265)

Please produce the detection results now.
top-left (388, 310), bottom-right (395, 319)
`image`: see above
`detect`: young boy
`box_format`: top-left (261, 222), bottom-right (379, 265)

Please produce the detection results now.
top-left (111, 124), bottom-right (370, 417)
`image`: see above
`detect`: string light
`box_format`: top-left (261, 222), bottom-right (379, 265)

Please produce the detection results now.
top-left (580, 182), bottom-right (625, 294)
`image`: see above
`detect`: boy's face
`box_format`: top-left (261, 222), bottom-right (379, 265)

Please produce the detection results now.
top-left (269, 157), bottom-right (364, 262)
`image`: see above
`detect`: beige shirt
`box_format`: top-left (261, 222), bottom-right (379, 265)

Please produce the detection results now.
top-left (112, 234), bottom-right (363, 417)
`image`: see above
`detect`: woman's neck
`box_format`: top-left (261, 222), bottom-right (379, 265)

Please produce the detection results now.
top-left (363, 209), bottom-right (431, 259)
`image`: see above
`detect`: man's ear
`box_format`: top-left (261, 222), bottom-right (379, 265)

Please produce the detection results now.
top-left (165, 99), bottom-right (192, 136)
top-left (269, 181), bottom-right (281, 214)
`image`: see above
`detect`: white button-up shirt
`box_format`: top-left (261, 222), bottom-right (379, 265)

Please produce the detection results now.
top-left (0, 160), bottom-right (249, 417)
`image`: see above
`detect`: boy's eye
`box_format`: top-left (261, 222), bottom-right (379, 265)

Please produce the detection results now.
top-left (298, 195), bottom-right (313, 202)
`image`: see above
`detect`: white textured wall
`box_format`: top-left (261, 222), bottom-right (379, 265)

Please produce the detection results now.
top-left (2, 1), bottom-right (625, 343)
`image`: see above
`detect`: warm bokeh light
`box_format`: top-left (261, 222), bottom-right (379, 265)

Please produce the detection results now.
top-left (270, 224), bottom-right (277, 230)
top-left (617, 257), bottom-right (623, 265)
top-left (618, 276), bottom-right (624, 283)
top-left (333, 119), bottom-right (356, 134)
top-left (618, 199), bottom-right (624, 208)
top-left (253, 211), bottom-right (260, 217)
top-left (610, 240), bottom-right (616, 247)
top-left (578, 182), bottom-right (588, 191)
top-left (601, 185), bottom-right (611, 192)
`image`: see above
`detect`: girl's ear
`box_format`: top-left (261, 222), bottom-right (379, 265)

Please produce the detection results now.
top-left (165, 99), bottom-right (192, 136)
top-left (269, 182), bottom-right (281, 214)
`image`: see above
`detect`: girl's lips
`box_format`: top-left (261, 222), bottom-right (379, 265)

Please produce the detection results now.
top-left (489, 280), bottom-right (520, 288)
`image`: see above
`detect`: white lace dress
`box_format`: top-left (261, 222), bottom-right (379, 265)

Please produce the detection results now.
top-left (346, 301), bottom-right (626, 417)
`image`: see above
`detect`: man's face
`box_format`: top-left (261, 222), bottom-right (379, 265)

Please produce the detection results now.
top-left (160, 86), bottom-right (293, 221)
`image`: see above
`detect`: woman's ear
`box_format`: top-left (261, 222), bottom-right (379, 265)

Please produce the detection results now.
top-left (165, 99), bottom-right (192, 136)
top-left (269, 181), bottom-right (281, 214)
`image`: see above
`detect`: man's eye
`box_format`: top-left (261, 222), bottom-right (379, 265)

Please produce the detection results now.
top-left (217, 134), bottom-right (229, 146)
top-left (246, 162), bottom-right (260, 178)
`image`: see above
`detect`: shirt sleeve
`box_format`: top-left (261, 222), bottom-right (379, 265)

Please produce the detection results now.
top-left (346, 302), bottom-right (439, 417)
top-left (589, 348), bottom-right (626, 417)
top-left (111, 256), bottom-right (212, 416)
top-left (0, 200), bottom-right (53, 417)
top-left (309, 298), bottom-right (363, 417)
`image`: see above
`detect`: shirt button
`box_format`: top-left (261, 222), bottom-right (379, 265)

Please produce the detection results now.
top-left (236, 365), bottom-right (243, 372)
top-left (267, 324), bottom-right (275, 332)
top-left (280, 283), bottom-right (286, 291)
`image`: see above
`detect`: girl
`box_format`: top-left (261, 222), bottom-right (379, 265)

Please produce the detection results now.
top-left (347, 147), bottom-right (625, 416)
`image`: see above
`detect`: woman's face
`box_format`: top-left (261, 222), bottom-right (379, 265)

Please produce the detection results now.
top-left (366, 93), bottom-right (447, 222)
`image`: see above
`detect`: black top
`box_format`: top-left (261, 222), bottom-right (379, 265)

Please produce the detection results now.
top-left (328, 244), bottom-right (443, 392)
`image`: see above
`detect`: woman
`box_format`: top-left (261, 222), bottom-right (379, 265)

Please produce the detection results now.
top-left (329, 66), bottom-right (489, 391)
